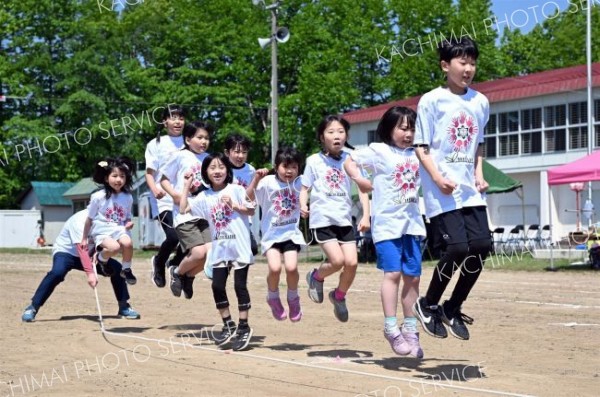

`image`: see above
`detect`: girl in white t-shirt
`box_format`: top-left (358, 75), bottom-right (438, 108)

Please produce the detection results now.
top-left (300, 115), bottom-right (370, 323)
top-left (345, 106), bottom-right (426, 359)
top-left (179, 152), bottom-right (256, 351)
top-left (145, 105), bottom-right (186, 289)
top-left (160, 121), bottom-right (212, 300)
top-left (247, 147), bottom-right (306, 322)
top-left (82, 157), bottom-right (136, 285)
top-left (224, 133), bottom-right (259, 255)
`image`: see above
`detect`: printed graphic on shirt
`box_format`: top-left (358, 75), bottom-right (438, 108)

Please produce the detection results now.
top-left (234, 176), bottom-right (250, 189)
top-left (211, 202), bottom-right (235, 239)
top-left (104, 203), bottom-right (127, 225)
top-left (323, 168), bottom-right (347, 197)
top-left (271, 188), bottom-right (298, 227)
top-left (188, 163), bottom-right (204, 191)
top-left (393, 158), bottom-right (419, 204)
top-left (445, 110), bottom-right (478, 163)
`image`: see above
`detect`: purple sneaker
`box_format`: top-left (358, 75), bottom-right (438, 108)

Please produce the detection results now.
top-left (287, 296), bottom-right (302, 322)
top-left (383, 330), bottom-right (411, 356)
top-left (267, 297), bottom-right (287, 321)
top-left (401, 330), bottom-right (424, 359)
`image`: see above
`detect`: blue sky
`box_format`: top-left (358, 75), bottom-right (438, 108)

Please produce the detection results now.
top-left (490, 0), bottom-right (573, 35)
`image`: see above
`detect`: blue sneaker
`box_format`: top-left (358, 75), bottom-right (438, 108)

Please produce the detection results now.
top-left (22, 305), bottom-right (37, 322)
top-left (118, 305), bottom-right (141, 319)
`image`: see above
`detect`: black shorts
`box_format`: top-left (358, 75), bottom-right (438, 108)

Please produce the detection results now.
top-left (429, 206), bottom-right (490, 251)
top-left (269, 240), bottom-right (301, 253)
top-left (312, 225), bottom-right (355, 244)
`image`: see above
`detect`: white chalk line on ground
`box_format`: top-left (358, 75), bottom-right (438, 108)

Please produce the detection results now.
top-left (90, 286), bottom-right (535, 397)
top-left (548, 322), bottom-right (600, 327)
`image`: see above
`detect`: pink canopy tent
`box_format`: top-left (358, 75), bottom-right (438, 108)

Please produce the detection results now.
top-left (548, 150), bottom-right (600, 185)
top-left (546, 150), bottom-right (600, 269)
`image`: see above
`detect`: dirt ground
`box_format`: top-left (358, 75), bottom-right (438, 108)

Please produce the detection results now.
top-left (1, 252), bottom-right (599, 397)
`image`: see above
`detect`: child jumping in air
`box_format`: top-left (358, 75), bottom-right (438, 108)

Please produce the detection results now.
top-left (180, 152), bottom-right (256, 351)
top-left (413, 37), bottom-right (491, 341)
top-left (160, 121), bottom-right (213, 299)
top-left (345, 106), bottom-right (426, 358)
top-left (145, 104), bottom-right (186, 288)
top-left (224, 133), bottom-right (259, 255)
top-left (82, 157), bottom-right (137, 285)
top-left (247, 147), bottom-right (306, 322)
top-left (300, 115), bottom-right (370, 322)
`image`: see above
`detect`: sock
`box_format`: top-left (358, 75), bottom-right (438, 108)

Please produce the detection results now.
top-left (384, 316), bottom-right (399, 334)
top-left (97, 252), bottom-right (108, 263)
top-left (121, 261), bottom-right (131, 270)
top-left (287, 288), bottom-right (299, 300)
top-left (222, 315), bottom-right (235, 327)
top-left (402, 317), bottom-right (418, 333)
top-left (239, 318), bottom-right (249, 329)
top-left (334, 288), bottom-right (346, 301)
top-left (312, 269), bottom-right (324, 282)
top-left (267, 289), bottom-right (280, 300)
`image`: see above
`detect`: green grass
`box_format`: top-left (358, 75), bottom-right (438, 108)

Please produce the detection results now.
top-left (1, 247), bottom-right (595, 272)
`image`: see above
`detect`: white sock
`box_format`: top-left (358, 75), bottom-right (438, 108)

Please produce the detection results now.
top-left (121, 261), bottom-right (131, 270)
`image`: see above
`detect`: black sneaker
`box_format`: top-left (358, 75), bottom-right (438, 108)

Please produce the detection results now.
top-left (169, 266), bottom-right (182, 297)
top-left (120, 268), bottom-right (137, 285)
top-left (182, 275), bottom-right (195, 299)
top-left (231, 326), bottom-right (253, 351)
top-left (441, 302), bottom-right (473, 340)
top-left (151, 255), bottom-right (166, 288)
top-left (214, 321), bottom-right (237, 346)
top-left (413, 297), bottom-right (448, 338)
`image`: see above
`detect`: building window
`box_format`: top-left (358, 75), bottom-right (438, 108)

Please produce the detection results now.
top-left (544, 105), bottom-right (566, 127)
top-left (522, 131), bottom-right (542, 154)
top-left (499, 111), bottom-right (518, 133)
top-left (484, 136), bottom-right (496, 158)
top-left (484, 114), bottom-right (497, 135)
top-left (569, 127), bottom-right (587, 150)
top-left (499, 134), bottom-right (519, 156)
top-left (569, 102), bottom-right (587, 124)
top-left (521, 108), bottom-right (541, 130)
top-left (367, 130), bottom-right (379, 144)
top-left (545, 129), bottom-right (566, 152)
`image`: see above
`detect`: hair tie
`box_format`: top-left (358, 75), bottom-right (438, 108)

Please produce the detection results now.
top-left (98, 161), bottom-right (108, 168)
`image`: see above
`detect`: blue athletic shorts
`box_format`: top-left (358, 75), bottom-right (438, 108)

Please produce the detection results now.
top-left (375, 235), bottom-right (422, 276)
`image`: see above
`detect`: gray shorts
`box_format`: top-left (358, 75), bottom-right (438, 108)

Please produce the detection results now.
top-left (175, 218), bottom-right (211, 252)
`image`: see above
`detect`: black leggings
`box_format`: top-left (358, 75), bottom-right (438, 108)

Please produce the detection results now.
top-left (425, 238), bottom-right (490, 311)
top-left (156, 210), bottom-right (185, 268)
top-left (212, 265), bottom-right (251, 312)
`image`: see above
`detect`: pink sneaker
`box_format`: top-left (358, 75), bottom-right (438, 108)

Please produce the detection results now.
top-left (401, 330), bottom-right (424, 359)
top-left (383, 330), bottom-right (411, 356)
top-left (267, 297), bottom-right (287, 321)
top-left (287, 296), bottom-right (302, 322)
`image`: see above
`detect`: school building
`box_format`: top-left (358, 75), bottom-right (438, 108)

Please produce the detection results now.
top-left (343, 63), bottom-right (600, 244)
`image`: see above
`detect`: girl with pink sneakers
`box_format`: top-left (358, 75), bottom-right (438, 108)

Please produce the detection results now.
top-left (247, 147), bottom-right (306, 322)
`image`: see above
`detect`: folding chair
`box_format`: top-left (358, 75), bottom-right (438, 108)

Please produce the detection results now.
top-left (504, 225), bottom-right (524, 253)
top-left (491, 227), bottom-right (505, 254)
top-left (525, 224), bottom-right (540, 250)
top-left (539, 225), bottom-right (552, 248)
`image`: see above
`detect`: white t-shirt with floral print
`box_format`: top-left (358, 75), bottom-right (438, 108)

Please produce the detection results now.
top-left (255, 175), bottom-right (306, 254)
top-left (351, 143), bottom-right (426, 243)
